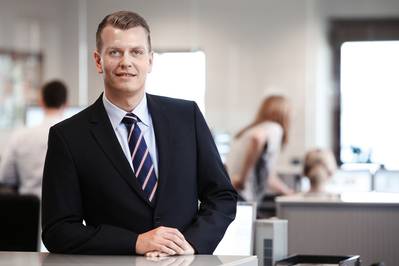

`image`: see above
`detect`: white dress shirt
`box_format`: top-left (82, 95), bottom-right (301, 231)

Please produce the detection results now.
top-left (225, 121), bottom-right (283, 201)
top-left (0, 115), bottom-right (63, 198)
top-left (102, 93), bottom-right (159, 176)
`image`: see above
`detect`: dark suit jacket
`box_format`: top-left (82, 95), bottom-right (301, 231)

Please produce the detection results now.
top-left (41, 93), bottom-right (237, 255)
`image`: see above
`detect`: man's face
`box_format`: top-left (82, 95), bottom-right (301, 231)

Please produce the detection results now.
top-left (93, 26), bottom-right (153, 98)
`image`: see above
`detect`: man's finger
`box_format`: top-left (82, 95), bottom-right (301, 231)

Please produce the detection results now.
top-left (158, 227), bottom-right (185, 241)
top-left (162, 238), bottom-right (184, 254)
top-left (162, 232), bottom-right (185, 249)
top-left (158, 244), bottom-right (176, 255)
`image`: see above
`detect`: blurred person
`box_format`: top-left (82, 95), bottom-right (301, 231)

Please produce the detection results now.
top-left (41, 10), bottom-right (236, 256)
top-left (303, 148), bottom-right (337, 195)
top-left (225, 95), bottom-right (294, 203)
top-left (0, 80), bottom-right (68, 198)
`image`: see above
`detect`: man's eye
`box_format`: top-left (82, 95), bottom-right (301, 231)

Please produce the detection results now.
top-left (109, 50), bottom-right (120, 56)
top-left (132, 50), bottom-right (144, 55)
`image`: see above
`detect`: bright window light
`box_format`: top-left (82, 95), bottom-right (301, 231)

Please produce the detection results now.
top-left (146, 51), bottom-right (206, 115)
top-left (340, 41), bottom-right (399, 169)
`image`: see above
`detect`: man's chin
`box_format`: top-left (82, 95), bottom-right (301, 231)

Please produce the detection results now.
top-left (113, 85), bottom-right (144, 95)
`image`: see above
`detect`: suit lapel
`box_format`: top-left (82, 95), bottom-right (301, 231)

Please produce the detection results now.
top-left (88, 95), bottom-right (152, 206)
top-left (147, 94), bottom-right (171, 204)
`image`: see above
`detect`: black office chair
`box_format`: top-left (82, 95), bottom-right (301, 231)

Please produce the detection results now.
top-left (257, 193), bottom-right (281, 219)
top-left (0, 194), bottom-right (40, 251)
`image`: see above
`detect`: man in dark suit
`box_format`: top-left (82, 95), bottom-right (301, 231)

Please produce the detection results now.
top-left (41, 11), bottom-right (237, 256)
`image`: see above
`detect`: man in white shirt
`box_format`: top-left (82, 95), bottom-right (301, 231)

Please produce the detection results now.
top-left (0, 80), bottom-right (68, 198)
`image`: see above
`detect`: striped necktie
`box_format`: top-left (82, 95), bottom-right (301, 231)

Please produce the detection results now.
top-left (121, 113), bottom-right (158, 202)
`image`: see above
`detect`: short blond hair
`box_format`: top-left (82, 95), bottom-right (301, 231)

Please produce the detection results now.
top-left (96, 11), bottom-right (151, 52)
top-left (303, 148), bottom-right (337, 187)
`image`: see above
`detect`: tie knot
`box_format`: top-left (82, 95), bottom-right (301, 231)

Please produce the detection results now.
top-left (121, 113), bottom-right (139, 126)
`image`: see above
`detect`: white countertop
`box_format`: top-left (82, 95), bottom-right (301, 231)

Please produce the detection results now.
top-left (276, 191), bottom-right (399, 205)
top-left (0, 252), bottom-right (258, 266)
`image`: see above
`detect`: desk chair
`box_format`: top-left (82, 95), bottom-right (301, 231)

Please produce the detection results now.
top-left (257, 193), bottom-right (280, 218)
top-left (0, 194), bottom-right (40, 251)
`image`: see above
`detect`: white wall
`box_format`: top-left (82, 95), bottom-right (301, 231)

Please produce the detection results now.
top-left (84, 0), bottom-right (310, 171)
top-left (58, 0), bottom-right (80, 106)
top-left (0, 0), bottom-right (63, 82)
top-left (1, 0), bottom-right (399, 172)
top-left (0, 0), bottom-right (63, 150)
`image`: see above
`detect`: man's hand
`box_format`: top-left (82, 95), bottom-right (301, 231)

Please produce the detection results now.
top-left (136, 226), bottom-right (188, 255)
top-left (145, 239), bottom-right (195, 257)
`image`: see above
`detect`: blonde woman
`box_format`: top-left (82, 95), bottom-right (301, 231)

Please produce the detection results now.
top-left (225, 95), bottom-right (294, 202)
top-left (303, 148), bottom-right (337, 194)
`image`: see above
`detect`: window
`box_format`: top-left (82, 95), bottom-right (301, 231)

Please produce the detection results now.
top-left (146, 51), bottom-right (206, 114)
top-left (340, 41), bottom-right (399, 169)
top-left (329, 19), bottom-right (399, 169)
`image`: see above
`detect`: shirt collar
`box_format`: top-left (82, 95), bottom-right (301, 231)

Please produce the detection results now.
top-left (102, 93), bottom-right (150, 130)
top-left (43, 114), bottom-right (63, 125)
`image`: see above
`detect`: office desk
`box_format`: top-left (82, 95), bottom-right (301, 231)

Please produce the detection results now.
top-left (0, 252), bottom-right (258, 266)
top-left (276, 193), bottom-right (399, 266)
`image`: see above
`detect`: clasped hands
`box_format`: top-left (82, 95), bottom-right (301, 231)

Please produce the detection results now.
top-left (136, 226), bottom-right (194, 257)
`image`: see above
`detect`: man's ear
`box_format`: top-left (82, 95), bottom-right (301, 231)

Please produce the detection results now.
top-left (93, 50), bottom-right (103, 74)
top-left (148, 50), bottom-right (153, 73)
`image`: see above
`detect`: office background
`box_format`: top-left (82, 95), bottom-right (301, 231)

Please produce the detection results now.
top-left (1, 2), bottom-right (399, 265)
top-left (1, 0), bottom-right (399, 173)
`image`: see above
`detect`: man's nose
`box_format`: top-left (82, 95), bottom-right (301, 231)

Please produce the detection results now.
top-left (119, 53), bottom-right (133, 68)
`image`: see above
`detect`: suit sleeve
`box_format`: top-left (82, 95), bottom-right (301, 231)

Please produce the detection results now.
top-left (41, 126), bottom-right (138, 255)
top-left (183, 102), bottom-right (238, 254)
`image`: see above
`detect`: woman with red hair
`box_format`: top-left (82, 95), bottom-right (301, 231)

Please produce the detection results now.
top-left (225, 95), bottom-right (294, 202)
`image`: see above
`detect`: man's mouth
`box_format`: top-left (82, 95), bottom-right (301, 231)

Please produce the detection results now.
top-left (115, 73), bottom-right (136, 77)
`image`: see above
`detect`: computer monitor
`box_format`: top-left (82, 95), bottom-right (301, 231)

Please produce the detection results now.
top-left (25, 105), bottom-right (84, 127)
top-left (213, 201), bottom-right (256, 256)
